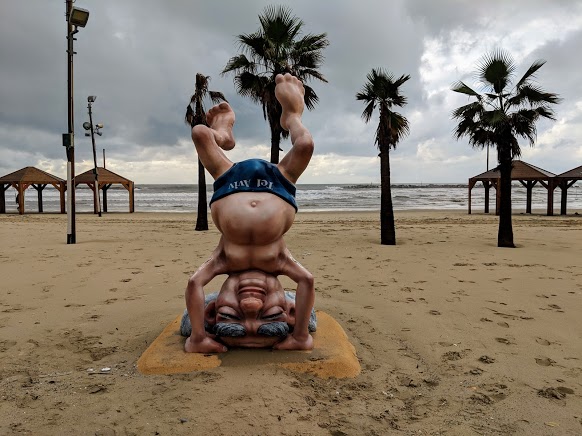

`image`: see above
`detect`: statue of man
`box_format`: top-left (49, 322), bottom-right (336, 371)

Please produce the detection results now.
top-left (185, 74), bottom-right (316, 353)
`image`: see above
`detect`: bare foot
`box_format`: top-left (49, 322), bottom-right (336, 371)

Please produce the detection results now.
top-left (275, 73), bottom-right (305, 131)
top-left (206, 102), bottom-right (236, 150)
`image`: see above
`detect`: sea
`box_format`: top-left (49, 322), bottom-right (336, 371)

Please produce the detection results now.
top-left (8, 183), bottom-right (582, 213)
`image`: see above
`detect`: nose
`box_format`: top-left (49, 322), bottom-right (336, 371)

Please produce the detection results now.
top-left (239, 297), bottom-right (263, 316)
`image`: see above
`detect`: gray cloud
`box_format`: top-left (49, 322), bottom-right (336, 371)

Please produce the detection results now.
top-left (1, 0), bottom-right (580, 182)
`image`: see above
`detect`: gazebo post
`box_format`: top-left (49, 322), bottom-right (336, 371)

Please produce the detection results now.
top-left (546, 180), bottom-right (555, 216)
top-left (0, 183), bottom-right (6, 213)
top-left (129, 181), bottom-right (135, 213)
top-left (524, 180), bottom-right (536, 214)
top-left (484, 181), bottom-right (490, 213)
top-left (468, 179), bottom-right (473, 214)
top-left (18, 183), bottom-right (25, 215)
top-left (59, 183), bottom-right (66, 213)
top-left (102, 184), bottom-right (111, 212)
top-left (560, 180), bottom-right (568, 215)
top-left (33, 183), bottom-right (47, 213)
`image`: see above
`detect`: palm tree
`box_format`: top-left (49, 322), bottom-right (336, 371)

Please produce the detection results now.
top-left (185, 73), bottom-right (226, 231)
top-left (451, 50), bottom-right (560, 247)
top-left (356, 69), bottom-right (410, 245)
top-left (222, 5), bottom-right (329, 163)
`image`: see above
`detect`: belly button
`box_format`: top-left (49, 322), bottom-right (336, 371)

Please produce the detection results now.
top-left (251, 201), bottom-right (257, 207)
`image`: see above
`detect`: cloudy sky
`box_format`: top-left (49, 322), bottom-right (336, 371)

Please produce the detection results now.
top-left (1, 1), bottom-right (581, 184)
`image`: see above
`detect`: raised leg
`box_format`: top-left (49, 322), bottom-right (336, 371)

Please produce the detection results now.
top-left (191, 102), bottom-right (236, 179)
top-left (275, 74), bottom-right (314, 184)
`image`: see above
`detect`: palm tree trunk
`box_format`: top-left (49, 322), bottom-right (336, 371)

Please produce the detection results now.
top-left (497, 148), bottom-right (514, 247)
top-left (195, 158), bottom-right (209, 231)
top-left (270, 124), bottom-right (281, 164)
top-left (380, 147), bottom-right (396, 245)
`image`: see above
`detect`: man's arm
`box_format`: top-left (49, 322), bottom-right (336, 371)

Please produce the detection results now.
top-left (184, 249), bottom-right (228, 353)
top-left (274, 249), bottom-right (315, 350)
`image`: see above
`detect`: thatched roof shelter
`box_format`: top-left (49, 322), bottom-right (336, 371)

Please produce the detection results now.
top-left (554, 165), bottom-right (582, 215)
top-left (468, 160), bottom-right (557, 215)
top-left (0, 167), bottom-right (66, 214)
top-left (75, 167), bottom-right (134, 213)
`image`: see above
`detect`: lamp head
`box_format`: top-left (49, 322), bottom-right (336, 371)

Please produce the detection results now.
top-left (88, 95), bottom-right (97, 103)
top-left (96, 123), bottom-right (104, 129)
top-left (69, 7), bottom-right (90, 28)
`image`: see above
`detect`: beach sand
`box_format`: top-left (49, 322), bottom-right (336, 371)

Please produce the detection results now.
top-left (1, 210), bottom-right (581, 435)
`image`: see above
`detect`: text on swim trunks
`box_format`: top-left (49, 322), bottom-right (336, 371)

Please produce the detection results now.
top-left (228, 179), bottom-right (274, 190)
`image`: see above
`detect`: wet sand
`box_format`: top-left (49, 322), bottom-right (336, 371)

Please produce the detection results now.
top-left (0, 210), bottom-right (581, 435)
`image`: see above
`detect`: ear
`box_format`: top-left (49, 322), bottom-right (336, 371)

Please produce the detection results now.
top-left (285, 298), bottom-right (296, 328)
top-left (204, 300), bottom-right (217, 327)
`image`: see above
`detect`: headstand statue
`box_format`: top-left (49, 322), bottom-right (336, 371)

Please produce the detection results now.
top-left (184, 74), bottom-right (316, 353)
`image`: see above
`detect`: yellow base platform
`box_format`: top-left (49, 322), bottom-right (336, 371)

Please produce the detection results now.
top-left (137, 311), bottom-right (360, 379)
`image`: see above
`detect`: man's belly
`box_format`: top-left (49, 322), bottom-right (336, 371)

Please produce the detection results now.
top-left (211, 192), bottom-right (295, 246)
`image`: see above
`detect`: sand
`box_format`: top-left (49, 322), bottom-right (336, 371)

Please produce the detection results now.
top-left (0, 210), bottom-right (581, 435)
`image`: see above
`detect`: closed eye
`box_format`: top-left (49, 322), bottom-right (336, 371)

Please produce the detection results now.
top-left (218, 312), bottom-right (240, 321)
top-left (262, 312), bottom-right (283, 321)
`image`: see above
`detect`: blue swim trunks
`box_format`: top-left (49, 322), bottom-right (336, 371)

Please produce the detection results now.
top-left (210, 159), bottom-right (298, 211)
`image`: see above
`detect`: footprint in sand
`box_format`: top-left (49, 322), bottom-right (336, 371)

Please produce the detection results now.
top-left (535, 357), bottom-right (555, 367)
top-left (495, 337), bottom-right (513, 345)
top-left (442, 350), bottom-right (464, 361)
top-left (0, 340), bottom-right (17, 352)
top-left (536, 338), bottom-right (551, 346)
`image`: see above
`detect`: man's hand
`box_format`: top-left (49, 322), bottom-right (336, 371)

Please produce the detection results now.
top-left (184, 335), bottom-right (227, 353)
top-left (273, 333), bottom-right (313, 351)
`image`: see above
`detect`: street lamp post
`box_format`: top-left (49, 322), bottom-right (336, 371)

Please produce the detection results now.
top-left (63, 0), bottom-right (89, 244)
top-left (84, 96), bottom-right (103, 217)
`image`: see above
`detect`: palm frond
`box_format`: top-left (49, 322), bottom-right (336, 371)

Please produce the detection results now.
top-left (209, 91), bottom-right (227, 104)
top-left (185, 104), bottom-right (194, 126)
top-left (451, 81), bottom-right (481, 97)
top-left (360, 100), bottom-right (375, 123)
top-left (477, 49), bottom-right (515, 93)
top-left (303, 84), bottom-right (319, 111)
top-left (515, 59), bottom-right (546, 89)
top-left (222, 54), bottom-right (256, 75)
top-left (452, 101), bottom-right (483, 120)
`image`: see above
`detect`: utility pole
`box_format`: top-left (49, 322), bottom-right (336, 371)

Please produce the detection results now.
top-left (63, 1), bottom-right (89, 243)
top-left (86, 97), bottom-right (102, 216)
top-left (65, 0), bottom-right (76, 243)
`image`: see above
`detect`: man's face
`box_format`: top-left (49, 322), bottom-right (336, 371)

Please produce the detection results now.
top-left (205, 270), bottom-right (295, 348)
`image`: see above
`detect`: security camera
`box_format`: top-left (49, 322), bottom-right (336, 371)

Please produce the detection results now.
top-left (96, 123), bottom-right (104, 129)
top-left (88, 95), bottom-right (97, 103)
top-left (82, 122), bottom-right (91, 130)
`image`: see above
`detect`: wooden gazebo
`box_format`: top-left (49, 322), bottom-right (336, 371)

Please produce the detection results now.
top-left (468, 160), bottom-right (556, 215)
top-left (554, 165), bottom-right (582, 215)
top-left (75, 167), bottom-right (135, 213)
top-left (0, 167), bottom-right (66, 214)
